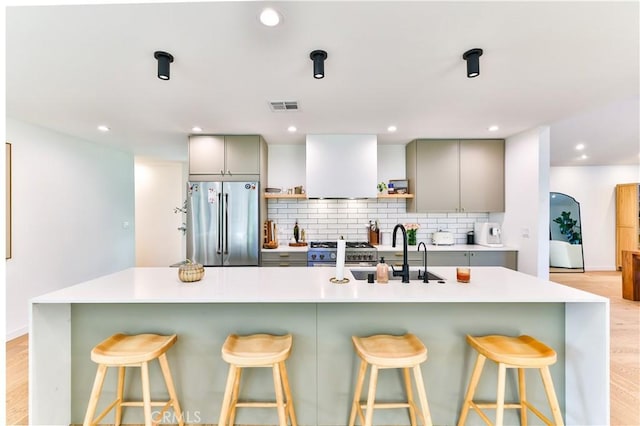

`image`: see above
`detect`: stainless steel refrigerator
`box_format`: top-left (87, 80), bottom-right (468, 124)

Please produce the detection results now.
top-left (186, 181), bottom-right (259, 266)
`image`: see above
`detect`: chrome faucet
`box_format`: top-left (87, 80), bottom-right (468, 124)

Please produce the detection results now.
top-left (391, 224), bottom-right (410, 283)
top-left (417, 241), bottom-right (429, 283)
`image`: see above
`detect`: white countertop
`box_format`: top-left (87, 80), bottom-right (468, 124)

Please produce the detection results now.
top-left (262, 244), bottom-right (517, 253)
top-left (32, 266), bottom-right (605, 304)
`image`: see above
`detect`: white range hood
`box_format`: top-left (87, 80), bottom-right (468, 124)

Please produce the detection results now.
top-left (306, 134), bottom-right (377, 198)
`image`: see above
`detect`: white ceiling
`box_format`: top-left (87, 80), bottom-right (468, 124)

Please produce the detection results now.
top-left (5, 1), bottom-right (640, 166)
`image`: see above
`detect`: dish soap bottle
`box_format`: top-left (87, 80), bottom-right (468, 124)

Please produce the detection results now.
top-left (376, 257), bottom-right (389, 284)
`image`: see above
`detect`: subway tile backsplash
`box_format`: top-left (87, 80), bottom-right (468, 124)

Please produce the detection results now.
top-left (267, 199), bottom-right (489, 244)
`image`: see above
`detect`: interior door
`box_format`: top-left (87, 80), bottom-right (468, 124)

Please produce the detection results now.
top-left (222, 181), bottom-right (259, 266)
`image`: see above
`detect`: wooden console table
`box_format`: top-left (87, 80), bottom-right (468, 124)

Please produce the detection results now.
top-left (622, 250), bottom-right (640, 301)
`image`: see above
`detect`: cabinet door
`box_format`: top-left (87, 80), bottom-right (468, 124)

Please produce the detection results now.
top-left (459, 139), bottom-right (504, 212)
top-left (428, 252), bottom-right (469, 266)
top-left (617, 226), bottom-right (638, 269)
top-left (415, 140), bottom-right (459, 212)
top-left (225, 136), bottom-right (260, 175)
top-left (469, 251), bottom-right (517, 270)
top-left (189, 135), bottom-right (225, 175)
top-left (616, 184), bottom-right (639, 228)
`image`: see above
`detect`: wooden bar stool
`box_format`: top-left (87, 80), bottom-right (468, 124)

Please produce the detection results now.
top-left (457, 334), bottom-right (564, 426)
top-left (348, 333), bottom-right (432, 426)
top-left (218, 333), bottom-right (297, 426)
top-left (83, 333), bottom-right (183, 426)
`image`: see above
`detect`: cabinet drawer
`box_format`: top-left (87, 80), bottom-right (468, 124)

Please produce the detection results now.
top-left (261, 251), bottom-right (307, 266)
top-left (429, 252), bottom-right (469, 266)
top-left (377, 251), bottom-right (423, 267)
top-left (261, 260), bottom-right (307, 267)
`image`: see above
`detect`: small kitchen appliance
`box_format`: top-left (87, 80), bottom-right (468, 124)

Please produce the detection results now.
top-left (474, 222), bottom-right (503, 247)
top-left (432, 230), bottom-right (455, 246)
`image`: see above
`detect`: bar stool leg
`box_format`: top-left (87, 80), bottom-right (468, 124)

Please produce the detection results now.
top-left (228, 367), bottom-right (242, 426)
top-left (457, 354), bottom-right (486, 426)
top-left (495, 363), bottom-right (507, 426)
top-left (279, 361), bottom-right (298, 426)
top-left (518, 368), bottom-right (528, 426)
top-left (83, 364), bottom-right (108, 426)
top-left (158, 353), bottom-right (185, 426)
top-left (140, 361), bottom-right (153, 426)
top-left (114, 366), bottom-right (125, 426)
top-left (363, 365), bottom-right (379, 426)
top-left (218, 364), bottom-right (238, 426)
top-left (349, 359), bottom-right (368, 426)
top-left (539, 366), bottom-right (564, 426)
top-left (412, 365), bottom-right (433, 426)
top-left (403, 368), bottom-right (418, 426)
top-left (272, 362), bottom-right (288, 426)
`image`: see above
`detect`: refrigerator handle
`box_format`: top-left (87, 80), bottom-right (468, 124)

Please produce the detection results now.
top-left (224, 193), bottom-right (229, 254)
top-left (217, 192), bottom-right (222, 254)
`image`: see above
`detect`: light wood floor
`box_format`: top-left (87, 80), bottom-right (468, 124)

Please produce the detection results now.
top-left (6, 271), bottom-right (639, 425)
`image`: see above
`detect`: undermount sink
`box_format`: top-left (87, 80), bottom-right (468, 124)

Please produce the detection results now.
top-left (350, 269), bottom-right (445, 282)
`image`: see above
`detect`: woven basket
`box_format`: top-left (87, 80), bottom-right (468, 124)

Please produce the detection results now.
top-left (178, 262), bottom-right (205, 283)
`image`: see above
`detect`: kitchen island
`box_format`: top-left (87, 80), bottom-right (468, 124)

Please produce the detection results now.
top-left (30, 266), bottom-right (608, 425)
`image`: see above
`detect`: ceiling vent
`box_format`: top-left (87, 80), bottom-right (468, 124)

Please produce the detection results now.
top-left (269, 101), bottom-right (299, 112)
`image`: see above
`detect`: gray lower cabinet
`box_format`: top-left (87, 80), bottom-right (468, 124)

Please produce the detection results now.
top-left (377, 250), bottom-right (425, 267)
top-left (261, 251), bottom-right (307, 267)
top-left (428, 250), bottom-right (518, 270)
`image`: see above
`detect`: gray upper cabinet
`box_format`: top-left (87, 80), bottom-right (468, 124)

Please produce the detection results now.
top-left (459, 139), bottom-right (504, 212)
top-left (406, 139), bottom-right (504, 213)
top-left (189, 135), bottom-right (261, 176)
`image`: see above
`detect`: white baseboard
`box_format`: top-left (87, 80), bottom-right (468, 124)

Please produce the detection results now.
top-left (585, 266), bottom-right (618, 272)
top-left (6, 326), bottom-right (28, 341)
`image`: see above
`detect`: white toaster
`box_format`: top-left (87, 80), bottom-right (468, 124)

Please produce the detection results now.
top-left (432, 231), bottom-right (455, 246)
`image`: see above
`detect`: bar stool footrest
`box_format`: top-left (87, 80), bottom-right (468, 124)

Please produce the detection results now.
top-left (235, 401), bottom-right (290, 408)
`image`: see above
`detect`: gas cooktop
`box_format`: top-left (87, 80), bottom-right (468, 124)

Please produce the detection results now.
top-left (309, 241), bottom-right (375, 249)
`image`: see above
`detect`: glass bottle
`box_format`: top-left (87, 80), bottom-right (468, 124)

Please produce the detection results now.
top-left (293, 220), bottom-right (299, 243)
top-left (376, 257), bottom-right (389, 284)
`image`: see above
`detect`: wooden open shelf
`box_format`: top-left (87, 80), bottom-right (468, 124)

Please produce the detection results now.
top-left (264, 193), bottom-right (307, 199)
top-left (264, 193), bottom-right (414, 199)
top-left (377, 193), bottom-right (414, 198)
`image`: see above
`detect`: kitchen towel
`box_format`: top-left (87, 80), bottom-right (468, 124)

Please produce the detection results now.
top-left (336, 239), bottom-right (346, 280)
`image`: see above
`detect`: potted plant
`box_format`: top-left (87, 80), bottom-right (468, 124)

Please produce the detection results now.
top-left (553, 211), bottom-right (582, 244)
top-left (404, 223), bottom-right (420, 245)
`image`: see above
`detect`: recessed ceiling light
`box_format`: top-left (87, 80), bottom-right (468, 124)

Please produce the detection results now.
top-left (287, 126), bottom-right (297, 133)
top-left (488, 125), bottom-right (499, 132)
top-left (387, 125), bottom-right (397, 132)
top-left (580, 154), bottom-right (588, 160)
top-left (259, 8), bottom-right (281, 27)
top-left (575, 143), bottom-right (585, 150)
top-left (97, 125), bottom-right (110, 132)
top-left (192, 126), bottom-right (203, 132)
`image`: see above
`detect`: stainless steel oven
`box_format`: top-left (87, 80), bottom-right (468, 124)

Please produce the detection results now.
top-left (307, 241), bottom-right (377, 267)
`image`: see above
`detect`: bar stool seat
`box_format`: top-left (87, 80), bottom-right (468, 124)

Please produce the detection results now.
top-left (348, 333), bottom-right (433, 426)
top-left (83, 333), bottom-right (183, 426)
top-left (218, 333), bottom-right (297, 426)
top-left (458, 334), bottom-right (564, 426)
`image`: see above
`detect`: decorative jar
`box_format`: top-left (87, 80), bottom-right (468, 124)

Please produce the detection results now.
top-left (178, 261), bottom-right (205, 283)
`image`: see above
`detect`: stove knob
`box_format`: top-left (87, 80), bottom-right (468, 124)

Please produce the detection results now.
top-left (320, 254), bottom-right (325, 260)
top-left (312, 254), bottom-right (317, 260)
top-left (330, 252), bottom-right (336, 260)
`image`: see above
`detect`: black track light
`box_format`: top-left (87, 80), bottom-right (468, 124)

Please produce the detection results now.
top-left (462, 48), bottom-right (483, 78)
top-left (154, 51), bottom-right (174, 80)
top-left (309, 50), bottom-right (328, 79)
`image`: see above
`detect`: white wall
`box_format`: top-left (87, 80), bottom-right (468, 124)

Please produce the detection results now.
top-left (135, 159), bottom-right (187, 266)
top-left (5, 118), bottom-right (135, 339)
top-left (267, 143), bottom-right (406, 194)
top-left (550, 165), bottom-right (639, 270)
top-left (267, 145), bottom-right (306, 191)
top-left (492, 126), bottom-right (550, 278)
top-left (377, 145), bottom-right (406, 185)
